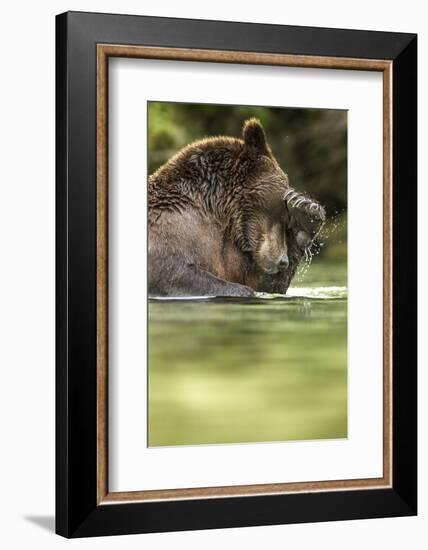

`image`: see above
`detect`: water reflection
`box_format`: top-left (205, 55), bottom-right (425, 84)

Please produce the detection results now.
top-left (148, 280), bottom-right (347, 447)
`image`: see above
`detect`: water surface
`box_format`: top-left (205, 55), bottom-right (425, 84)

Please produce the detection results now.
top-left (148, 261), bottom-right (347, 446)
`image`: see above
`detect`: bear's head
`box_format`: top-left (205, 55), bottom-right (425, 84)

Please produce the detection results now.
top-left (235, 118), bottom-right (325, 282)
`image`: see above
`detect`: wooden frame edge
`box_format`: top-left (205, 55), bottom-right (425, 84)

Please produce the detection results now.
top-left (98, 44), bottom-right (391, 71)
top-left (96, 44), bottom-right (393, 505)
top-left (97, 45), bottom-right (109, 503)
top-left (383, 62), bottom-right (393, 488)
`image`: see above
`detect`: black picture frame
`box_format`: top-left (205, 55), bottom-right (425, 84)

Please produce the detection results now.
top-left (56, 10), bottom-right (417, 538)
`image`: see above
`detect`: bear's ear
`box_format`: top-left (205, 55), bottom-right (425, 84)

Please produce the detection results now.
top-left (242, 118), bottom-right (270, 155)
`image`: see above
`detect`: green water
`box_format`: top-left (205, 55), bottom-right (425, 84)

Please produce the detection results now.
top-left (148, 261), bottom-right (347, 446)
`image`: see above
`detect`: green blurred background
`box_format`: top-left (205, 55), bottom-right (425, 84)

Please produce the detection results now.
top-left (147, 102), bottom-right (348, 447)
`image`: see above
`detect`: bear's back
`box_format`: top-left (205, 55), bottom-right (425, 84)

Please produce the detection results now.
top-left (148, 136), bottom-right (245, 216)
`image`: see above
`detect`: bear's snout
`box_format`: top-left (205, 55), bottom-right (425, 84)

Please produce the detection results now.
top-left (257, 239), bottom-right (290, 275)
top-left (278, 254), bottom-right (289, 270)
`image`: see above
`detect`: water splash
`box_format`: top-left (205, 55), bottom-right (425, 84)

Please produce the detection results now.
top-left (255, 286), bottom-right (347, 301)
top-left (318, 210), bottom-right (346, 243)
top-left (150, 286), bottom-right (347, 303)
top-left (296, 240), bottom-right (316, 282)
top-left (296, 210), bottom-right (346, 284)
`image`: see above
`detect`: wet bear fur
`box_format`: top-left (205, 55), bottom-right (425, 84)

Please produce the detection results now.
top-left (148, 119), bottom-right (324, 297)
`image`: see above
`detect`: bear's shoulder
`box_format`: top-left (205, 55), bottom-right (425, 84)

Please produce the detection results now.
top-left (152, 136), bottom-right (243, 180)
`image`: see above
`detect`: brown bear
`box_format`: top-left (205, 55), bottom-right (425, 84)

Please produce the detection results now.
top-left (148, 118), bottom-right (325, 297)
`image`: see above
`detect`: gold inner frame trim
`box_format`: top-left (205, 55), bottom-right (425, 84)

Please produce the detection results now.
top-left (96, 44), bottom-right (393, 505)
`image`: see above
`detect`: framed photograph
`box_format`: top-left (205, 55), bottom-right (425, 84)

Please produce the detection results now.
top-left (56, 11), bottom-right (417, 537)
